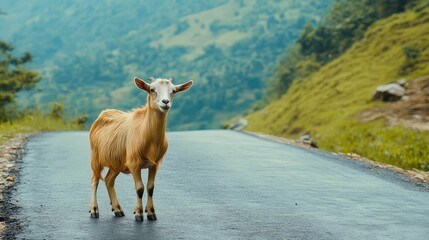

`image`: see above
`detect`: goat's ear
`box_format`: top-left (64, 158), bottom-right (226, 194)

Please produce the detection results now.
top-left (175, 80), bottom-right (193, 93)
top-left (134, 77), bottom-right (150, 93)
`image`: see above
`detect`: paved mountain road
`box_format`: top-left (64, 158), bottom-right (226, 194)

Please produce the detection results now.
top-left (9, 131), bottom-right (429, 239)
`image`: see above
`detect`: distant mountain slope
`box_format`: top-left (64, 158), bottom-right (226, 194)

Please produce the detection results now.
top-left (244, 6), bottom-right (429, 170)
top-left (0, 0), bottom-right (334, 130)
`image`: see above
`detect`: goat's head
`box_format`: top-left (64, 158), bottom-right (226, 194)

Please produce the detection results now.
top-left (134, 77), bottom-right (193, 113)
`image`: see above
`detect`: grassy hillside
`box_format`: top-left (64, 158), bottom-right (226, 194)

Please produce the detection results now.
top-left (0, 114), bottom-right (84, 145)
top-left (244, 6), bottom-right (429, 170)
top-left (0, 0), bottom-right (334, 130)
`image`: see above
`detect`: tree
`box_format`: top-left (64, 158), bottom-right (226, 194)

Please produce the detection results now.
top-left (0, 40), bottom-right (40, 120)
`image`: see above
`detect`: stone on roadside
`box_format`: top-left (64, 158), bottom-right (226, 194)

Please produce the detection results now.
top-left (299, 135), bottom-right (318, 148)
top-left (0, 221), bottom-right (5, 233)
top-left (228, 118), bottom-right (248, 131)
top-left (6, 176), bottom-right (15, 182)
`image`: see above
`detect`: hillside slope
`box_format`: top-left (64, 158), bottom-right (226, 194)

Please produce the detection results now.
top-left (244, 7), bottom-right (429, 170)
top-left (0, 0), bottom-right (334, 130)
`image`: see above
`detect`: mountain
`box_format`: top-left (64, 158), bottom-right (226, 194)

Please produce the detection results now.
top-left (0, 0), bottom-right (334, 130)
top-left (242, 4), bottom-right (429, 170)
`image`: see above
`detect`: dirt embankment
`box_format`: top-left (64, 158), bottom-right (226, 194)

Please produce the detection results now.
top-left (0, 133), bottom-right (33, 238)
top-left (360, 75), bottom-right (429, 131)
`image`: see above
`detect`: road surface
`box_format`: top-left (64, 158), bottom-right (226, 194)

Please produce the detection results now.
top-left (8, 131), bottom-right (429, 239)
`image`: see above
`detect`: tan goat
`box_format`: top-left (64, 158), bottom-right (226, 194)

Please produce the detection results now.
top-left (88, 77), bottom-right (193, 221)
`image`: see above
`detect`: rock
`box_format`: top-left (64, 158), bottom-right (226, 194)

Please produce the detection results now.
top-left (228, 118), bottom-right (248, 131)
top-left (396, 78), bottom-right (408, 87)
top-left (299, 135), bottom-right (318, 148)
top-left (6, 176), bottom-right (15, 182)
top-left (412, 114), bottom-right (423, 121)
top-left (401, 95), bottom-right (410, 101)
top-left (372, 83), bottom-right (405, 102)
top-left (408, 168), bottom-right (429, 183)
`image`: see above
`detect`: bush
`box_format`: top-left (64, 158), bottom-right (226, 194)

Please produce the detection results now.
top-left (400, 44), bottom-right (422, 75)
top-left (49, 102), bottom-right (64, 119)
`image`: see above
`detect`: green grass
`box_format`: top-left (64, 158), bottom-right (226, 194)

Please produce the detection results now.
top-left (243, 7), bottom-right (429, 170)
top-left (0, 114), bottom-right (83, 145)
top-left (322, 120), bottom-right (429, 170)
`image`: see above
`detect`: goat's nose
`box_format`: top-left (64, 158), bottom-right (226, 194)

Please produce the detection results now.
top-left (162, 99), bottom-right (170, 104)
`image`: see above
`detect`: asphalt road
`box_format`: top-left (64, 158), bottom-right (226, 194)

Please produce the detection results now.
top-left (9, 130), bottom-right (429, 239)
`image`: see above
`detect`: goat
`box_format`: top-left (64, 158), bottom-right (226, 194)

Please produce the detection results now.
top-left (88, 77), bottom-right (193, 221)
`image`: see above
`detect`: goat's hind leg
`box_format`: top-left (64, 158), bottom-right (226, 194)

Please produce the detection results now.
top-left (89, 174), bottom-right (100, 218)
top-left (105, 169), bottom-right (125, 217)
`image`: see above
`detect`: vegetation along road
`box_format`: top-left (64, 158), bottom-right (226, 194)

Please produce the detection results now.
top-left (6, 130), bottom-right (429, 239)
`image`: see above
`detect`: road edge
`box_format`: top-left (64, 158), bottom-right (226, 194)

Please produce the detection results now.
top-left (0, 133), bottom-right (36, 239)
top-left (242, 130), bottom-right (429, 184)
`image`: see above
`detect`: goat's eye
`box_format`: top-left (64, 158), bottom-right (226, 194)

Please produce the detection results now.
top-left (172, 89), bottom-right (177, 94)
top-left (150, 89), bottom-right (155, 93)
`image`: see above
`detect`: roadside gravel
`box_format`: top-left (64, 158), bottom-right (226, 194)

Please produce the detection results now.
top-left (0, 133), bottom-right (34, 238)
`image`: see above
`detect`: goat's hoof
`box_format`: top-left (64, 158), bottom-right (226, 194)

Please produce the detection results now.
top-left (135, 215), bottom-right (144, 222)
top-left (114, 211), bottom-right (125, 217)
top-left (90, 206), bottom-right (99, 218)
top-left (147, 213), bottom-right (157, 221)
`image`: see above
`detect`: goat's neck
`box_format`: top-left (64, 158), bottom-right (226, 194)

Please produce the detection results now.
top-left (146, 107), bottom-right (167, 134)
top-left (143, 101), bottom-right (167, 140)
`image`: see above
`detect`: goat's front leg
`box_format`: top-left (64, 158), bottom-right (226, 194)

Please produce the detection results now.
top-left (105, 169), bottom-right (124, 217)
top-left (130, 167), bottom-right (145, 222)
top-left (145, 165), bottom-right (158, 221)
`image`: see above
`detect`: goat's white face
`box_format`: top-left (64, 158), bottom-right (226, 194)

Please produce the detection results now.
top-left (134, 77), bottom-right (193, 113)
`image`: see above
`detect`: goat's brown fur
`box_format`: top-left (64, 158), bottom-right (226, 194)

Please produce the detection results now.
top-left (90, 95), bottom-right (168, 180)
top-left (88, 77), bottom-right (192, 221)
